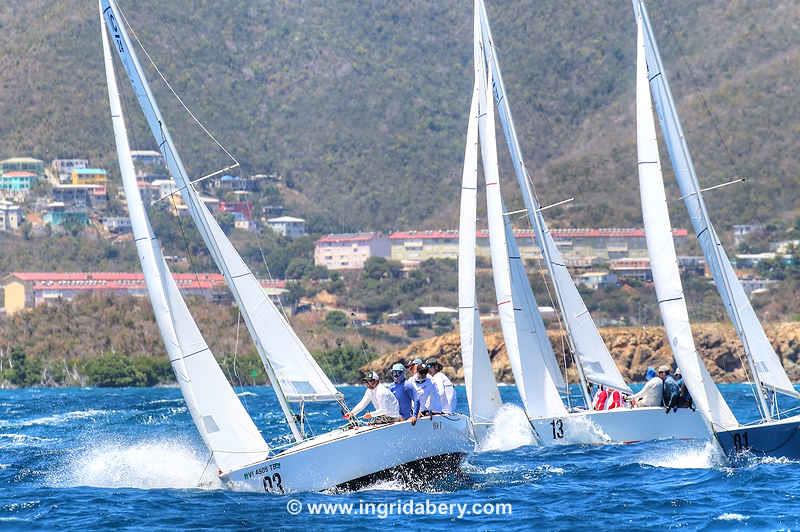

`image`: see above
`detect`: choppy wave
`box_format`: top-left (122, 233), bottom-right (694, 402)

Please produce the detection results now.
top-left (0, 409), bottom-right (111, 429)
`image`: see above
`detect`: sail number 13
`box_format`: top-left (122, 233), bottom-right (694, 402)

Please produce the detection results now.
top-left (550, 419), bottom-right (564, 439)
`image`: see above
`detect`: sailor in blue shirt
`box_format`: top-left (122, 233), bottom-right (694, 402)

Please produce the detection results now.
top-left (389, 363), bottom-right (415, 420)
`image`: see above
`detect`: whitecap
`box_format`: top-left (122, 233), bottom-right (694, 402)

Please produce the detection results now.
top-left (716, 513), bottom-right (749, 521)
top-left (0, 409), bottom-right (111, 429)
top-left (237, 391), bottom-right (258, 398)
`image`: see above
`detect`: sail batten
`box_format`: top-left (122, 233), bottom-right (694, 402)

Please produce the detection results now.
top-left (633, 8), bottom-right (738, 430)
top-left (638, 0), bottom-right (799, 404)
top-left (101, 9), bottom-right (269, 473)
top-left (477, 0), bottom-right (630, 395)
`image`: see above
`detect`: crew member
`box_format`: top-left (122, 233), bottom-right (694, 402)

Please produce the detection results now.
top-left (389, 363), bottom-right (414, 420)
top-left (632, 365), bottom-right (666, 407)
top-left (409, 363), bottom-right (442, 426)
top-left (426, 357), bottom-right (457, 414)
top-left (662, 366), bottom-right (681, 413)
top-left (345, 371), bottom-right (400, 424)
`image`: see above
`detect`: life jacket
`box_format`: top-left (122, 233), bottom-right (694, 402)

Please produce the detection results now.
top-left (606, 389), bottom-right (622, 409)
top-left (593, 389), bottom-right (608, 410)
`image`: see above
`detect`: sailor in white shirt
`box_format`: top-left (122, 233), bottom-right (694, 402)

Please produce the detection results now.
top-left (409, 363), bottom-right (443, 426)
top-left (632, 365), bottom-right (667, 407)
top-left (426, 358), bottom-right (457, 414)
top-left (345, 371), bottom-right (400, 424)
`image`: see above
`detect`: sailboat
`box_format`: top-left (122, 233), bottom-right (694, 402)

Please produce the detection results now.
top-left (100, 0), bottom-right (473, 493)
top-left (460, 0), bottom-right (708, 445)
top-left (634, 0), bottom-right (800, 459)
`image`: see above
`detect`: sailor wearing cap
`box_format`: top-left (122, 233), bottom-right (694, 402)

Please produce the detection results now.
top-left (425, 358), bottom-right (457, 414)
top-left (345, 371), bottom-right (400, 424)
top-left (389, 362), bottom-right (415, 420)
top-left (409, 363), bottom-right (443, 426)
top-left (631, 364), bottom-right (668, 407)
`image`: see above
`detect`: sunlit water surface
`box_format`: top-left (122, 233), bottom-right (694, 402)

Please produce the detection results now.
top-left (1, 384), bottom-right (799, 530)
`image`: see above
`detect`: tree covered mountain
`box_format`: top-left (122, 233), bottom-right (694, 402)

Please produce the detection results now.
top-left (0, 0), bottom-right (797, 233)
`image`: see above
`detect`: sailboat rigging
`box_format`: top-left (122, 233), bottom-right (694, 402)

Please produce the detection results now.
top-left (634, 0), bottom-right (800, 459)
top-left (460, 0), bottom-right (708, 446)
top-left (101, 0), bottom-right (473, 492)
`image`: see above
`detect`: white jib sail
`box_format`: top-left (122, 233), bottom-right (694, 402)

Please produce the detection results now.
top-left (504, 215), bottom-right (567, 392)
top-left (102, 12), bottom-right (269, 473)
top-left (476, 30), bottom-right (567, 419)
top-left (634, 12), bottom-right (738, 430)
top-left (637, 0), bottom-right (799, 402)
top-left (101, 0), bottom-right (341, 434)
top-left (477, 0), bottom-right (630, 394)
top-left (459, 81), bottom-right (502, 425)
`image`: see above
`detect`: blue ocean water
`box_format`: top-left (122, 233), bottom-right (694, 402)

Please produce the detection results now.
top-left (1, 384), bottom-right (799, 530)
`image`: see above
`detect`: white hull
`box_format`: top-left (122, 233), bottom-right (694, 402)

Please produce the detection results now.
top-left (528, 406), bottom-right (709, 445)
top-left (222, 414), bottom-right (474, 493)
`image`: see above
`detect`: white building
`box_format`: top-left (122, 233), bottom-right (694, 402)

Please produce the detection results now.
top-left (0, 200), bottom-right (22, 231)
top-left (266, 216), bottom-right (306, 239)
top-left (314, 232), bottom-right (391, 270)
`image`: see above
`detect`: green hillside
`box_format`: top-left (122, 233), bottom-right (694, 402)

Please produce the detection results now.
top-left (0, 0), bottom-right (797, 232)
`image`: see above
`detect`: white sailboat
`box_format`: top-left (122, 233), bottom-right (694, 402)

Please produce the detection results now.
top-left (100, 0), bottom-right (472, 493)
top-left (460, 0), bottom-right (708, 445)
top-left (635, 0), bottom-right (800, 459)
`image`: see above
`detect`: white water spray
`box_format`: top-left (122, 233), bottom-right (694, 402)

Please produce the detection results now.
top-left (478, 404), bottom-right (536, 452)
top-left (51, 438), bottom-right (222, 490)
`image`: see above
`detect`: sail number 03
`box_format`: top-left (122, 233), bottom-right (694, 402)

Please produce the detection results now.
top-left (550, 419), bottom-right (564, 439)
top-left (263, 472), bottom-right (285, 494)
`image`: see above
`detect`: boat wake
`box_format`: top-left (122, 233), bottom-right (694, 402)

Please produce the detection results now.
top-left (478, 404), bottom-right (536, 452)
top-left (50, 438), bottom-right (222, 490)
top-left (562, 414), bottom-right (611, 445)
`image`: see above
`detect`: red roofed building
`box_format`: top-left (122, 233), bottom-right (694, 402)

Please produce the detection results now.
top-left (389, 227), bottom-right (688, 267)
top-left (2, 272), bottom-right (286, 315)
top-left (314, 232), bottom-right (391, 270)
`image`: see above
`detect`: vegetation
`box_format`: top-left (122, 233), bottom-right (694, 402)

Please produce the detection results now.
top-left (0, 2), bottom-right (796, 233)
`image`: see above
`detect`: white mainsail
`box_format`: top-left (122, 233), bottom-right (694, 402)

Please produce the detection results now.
top-left (637, 0), bottom-right (799, 408)
top-left (633, 11), bottom-right (738, 430)
top-left (101, 12), bottom-right (269, 473)
top-left (476, 30), bottom-right (567, 419)
top-left (458, 82), bottom-right (502, 425)
top-left (101, 0), bottom-right (341, 442)
top-left (477, 0), bottom-right (630, 395)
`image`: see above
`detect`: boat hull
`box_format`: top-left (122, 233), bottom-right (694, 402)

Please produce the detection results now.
top-left (221, 414), bottom-right (473, 493)
top-left (528, 406), bottom-right (710, 445)
top-left (716, 414), bottom-right (800, 460)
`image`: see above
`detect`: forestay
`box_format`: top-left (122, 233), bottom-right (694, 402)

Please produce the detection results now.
top-left (477, 0), bottom-right (630, 394)
top-left (101, 12), bottom-right (269, 473)
top-left (633, 10), bottom-right (738, 430)
top-left (476, 31), bottom-right (566, 419)
top-left (458, 77), bottom-right (502, 425)
top-left (101, 0), bottom-right (342, 423)
top-left (638, 0), bottom-right (798, 402)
